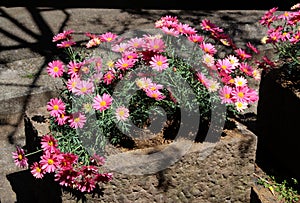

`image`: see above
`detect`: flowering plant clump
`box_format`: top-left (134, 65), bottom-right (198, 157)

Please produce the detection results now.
top-left (260, 3), bottom-right (300, 75)
top-left (13, 15), bottom-right (263, 192)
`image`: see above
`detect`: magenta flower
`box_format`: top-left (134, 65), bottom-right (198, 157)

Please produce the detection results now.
top-left (52, 29), bottom-right (74, 42)
top-left (30, 162), bottom-right (45, 179)
top-left (55, 113), bottom-right (69, 125)
top-left (216, 58), bottom-right (235, 74)
top-left (199, 42), bottom-right (217, 55)
top-left (68, 112), bottom-right (86, 129)
top-left (55, 166), bottom-right (78, 187)
top-left (12, 146), bottom-right (28, 168)
top-left (56, 40), bottom-right (76, 48)
top-left (115, 58), bottom-right (135, 71)
top-left (145, 89), bottom-right (166, 101)
top-left (41, 134), bottom-right (58, 153)
top-left (100, 32), bottom-right (118, 42)
top-left (149, 55), bottom-right (169, 71)
top-left (92, 93), bottom-right (113, 111)
top-left (39, 151), bottom-right (60, 173)
top-left (67, 61), bottom-right (82, 78)
top-left (46, 60), bottom-right (65, 78)
top-left (47, 98), bottom-right (66, 117)
top-left (219, 86), bottom-right (233, 104)
top-left (73, 80), bottom-right (95, 96)
top-left (103, 71), bottom-right (115, 85)
top-left (144, 38), bottom-right (165, 53)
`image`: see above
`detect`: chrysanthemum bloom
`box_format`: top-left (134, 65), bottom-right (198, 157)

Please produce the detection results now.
top-left (136, 77), bottom-right (152, 90)
top-left (146, 82), bottom-right (164, 92)
top-left (200, 19), bottom-right (224, 33)
top-left (235, 48), bottom-right (252, 60)
top-left (12, 146), bottom-right (28, 168)
top-left (92, 93), bottom-right (113, 111)
top-left (235, 101), bottom-right (248, 112)
top-left (94, 172), bottom-right (113, 182)
top-left (188, 34), bottom-right (204, 43)
top-left (196, 71), bottom-right (208, 87)
top-left (59, 152), bottom-right (78, 168)
top-left (46, 60), bottom-right (65, 78)
top-left (246, 42), bottom-right (260, 54)
top-left (122, 51), bottom-right (138, 61)
top-left (199, 42), bottom-right (217, 55)
top-left (54, 166), bottom-right (78, 187)
top-left (149, 55), bottom-right (169, 71)
top-left (176, 22), bottom-right (197, 35)
top-left (216, 58), bottom-right (235, 74)
top-left (40, 151), bottom-right (60, 173)
top-left (67, 61), bottom-right (82, 78)
top-left (246, 88), bottom-right (259, 103)
top-left (227, 55), bottom-right (240, 68)
top-left (90, 154), bottom-right (106, 166)
top-left (103, 71), bottom-right (115, 85)
top-left (41, 134), bottom-right (58, 153)
top-left (76, 176), bottom-right (97, 193)
top-left (161, 27), bottom-right (180, 37)
top-left (127, 37), bottom-right (145, 50)
top-left (73, 80), bottom-right (95, 96)
top-left (30, 162), bottom-right (45, 179)
top-left (56, 40), bottom-right (76, 48)
top-left (52, 29), bottom-right (74, 42)
top-left (206, 79), bottom-right (220, 92)
top-left (55, 113), bottom-right (69, 126)
top-left (234, 76), bottom-right (248, 87)
top-left (231, 86), bottom-right (250, 103)
top-left (239, 62), bottom-right (254, 77)
top-left (144, 38), bottom-right (165, 53)
top-left (66, 76), bottom-right (80, 92)
top-left (69, 112), bottom-right (86, 129)
top-left (219, 85), bottom-right (233, 104)
top-left (100, 32), bottom-right (118, 42)
top-left (115, 106), bottom-right (130, 121)
top-left (47, 98), bottom-right (66, 117)
top-left (115, 58), bottom-right (135, 71)
top-left (145, 89), bottom-right (166, 101)
top-left (111, 42), bottom-right (128, 52)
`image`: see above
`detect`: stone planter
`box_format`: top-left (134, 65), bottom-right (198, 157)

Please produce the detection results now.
top-left (257, 66), bottom-right (300, 180)
top-left (62, 120), bottom-right (257, 203)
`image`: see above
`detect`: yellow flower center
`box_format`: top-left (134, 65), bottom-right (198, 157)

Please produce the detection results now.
top-left (238, 92), bottom-right (244, 98)
top-left (118, 111), bottom-right (125, 116)
top-left (122, 63), bottom-right (128, 68)
top-left (81, 87), bottom-right (87, 93)
top-left (53, 66), bottom-right (59, 72)
top-left (18, 154), bottom-right (23, 160)
top-left (48, 159), bottom-right (54, 165)
top-left (74, 117), bottom-right (80, 123)
top-left (236, 102), bottom-right (243, 108)
top-left (53, 105), bottom-right (59, 110)
top-left (100, 101), bottom-right (107, 107)
top-left (157, 61), bottom-right (163, 66)
top-left (221, 65), bottom-right (227, 70)
top-left (107, 37), bottom-right (112, 41)
top-left (153, 45), bottom-right (159, 50)
top-left (36, 167), bottom-right (42, 173)
top-left (48, 141), bottom-right (53, 146)
top-left (225, 93), bottom-right (230, 99)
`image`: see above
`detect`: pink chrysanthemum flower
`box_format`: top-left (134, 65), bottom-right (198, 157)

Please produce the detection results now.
top-left (227, 55), bottom-right (240, 68)
top-left (176, 22), bottom-right (197, 35)
top-left (235, 48), bottom-right (252, 60)
top-left (127, 37), bottom-right (144, 49)
top-left (144, 38), bottom-right (165, 53)
top-left (86, 37), bottom-right (101, 48)
top-left (92, 93), bottom-right (113, 111)
top-left (46, 60), bottom-right (65, 78)
top-left (239, 62), bottom-right (254, 76)
top-left (231, 86), bottom-right (250, 103)
top-left (66, 76), bottom-right (80, 92)
top-left (90, 154), bottom-right (106, 166)
top-left (196, 71), bottom-right (209, 87)
top-left (145, 89), bottom-right (166, 101)
top-left (94, 172), bottom-right (113, 183)
top-left (122, 51), bottom-right (138, 61)
top-left (77, 176), bottom-right (96, 193)
top-left (56, 40), bottom-right (76, 48)
top-left (56, 113), bottom-right (69, 125)
top-left (146, 82), bottom-right (164, 92)
top-left (41, 134), bottom-right (58, 153)
top-left (149, 55), bottom-right (169, 71)
top-left (206, 79), bottom-right (220, 92)
top-left (115, 58), bottom-right (135, 71)
top-left (59, 153), bottom-right (78, 168)
top-left (161, 27), bottom-right (180, 37)
top-left (47, 98), bottom-right (66, 117)
top-left (12, 146), bottom-right (28, 168)
top-left (200, 19), bottom-right (224, 33)
top-left (52, 30), bottom-right (74, 42)
top-left (30, 162), bottom-right (45, 179)
top-left (100, 32), bottom-right (118, 42)
top-left (55, 166), bottom-right (78, 187)
top-left (112, 42), bottom-right (129, 53)
top-left (115, 106), bottom-right (130, 121)
top-left (216, 58), bottom-right (235, 74)
top-left (67, 61), bottom-right (82, 78)
top-left (39, 151), bottom-right (60, 173)
top-left (219, 85), bottom-right (233, 104)
top-left (69, 112), bottom-right (86, 129)
top-left (103, 71), bottom-right (115, 85)
top-left (187, 34), bottom-right (204, 43)
top-left (202, 53), bottom-right (215, 68)
top-left (199, 42), bottom-right (217, 55)
top-left (246, 42), bottom-right (260, 54)
top-left (73, 80), bottom-right (95, 96)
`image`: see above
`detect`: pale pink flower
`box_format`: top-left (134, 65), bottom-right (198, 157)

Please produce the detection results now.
top-left (92, 93), bottom-right (113, 111)
top-left (145, 89), bottom-right (166, 101)
top-left (161, 27), bottom-right (180, 37)
top-left (235, 101), bottom-right (248, 112)
top-left (199, 42), bottom-right (217, 55)
top-left (115, 58), bottom-right (135, 70)
top-left (56, 40), bottom-right (76, 48)
top-left (202, 53), bottom-right (215, 68)
top-left (66, 76), bottom-right (80, 92)
top-left (227, 55), bottom-right (240, 68)
top-left (69, 112), bottom-right (86, 129)
top-left (127, 37), bottom-right (144, 49)
top-left (188, 34), bottom-right (204, 43)
top-left (144, 38), bottom-right (165, 53)
top-left (112, 42), bottom-right (129, 53)
top-left (47, 98), bottom-right (66, 117)
top-left (73, 80), bottom-right (94, 96)
top-left (56, 113), bottom-right (69, 125)
top-left (115, 106), bottom-right (130, 121)
top-left (149, 55), bottom-right (169, 71)
top-left (86, 37), bottom-right (101, 48)
top-left (136, 77), bottom-right (152, 90)
top-left (46, 60), bottom-right (65, 78)
top-left (100, 32), bottom-right (118, 42)
top-left (234, 76), bottom-right (248, 87)
top-left (216, 58), bottom-right (234, 74)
